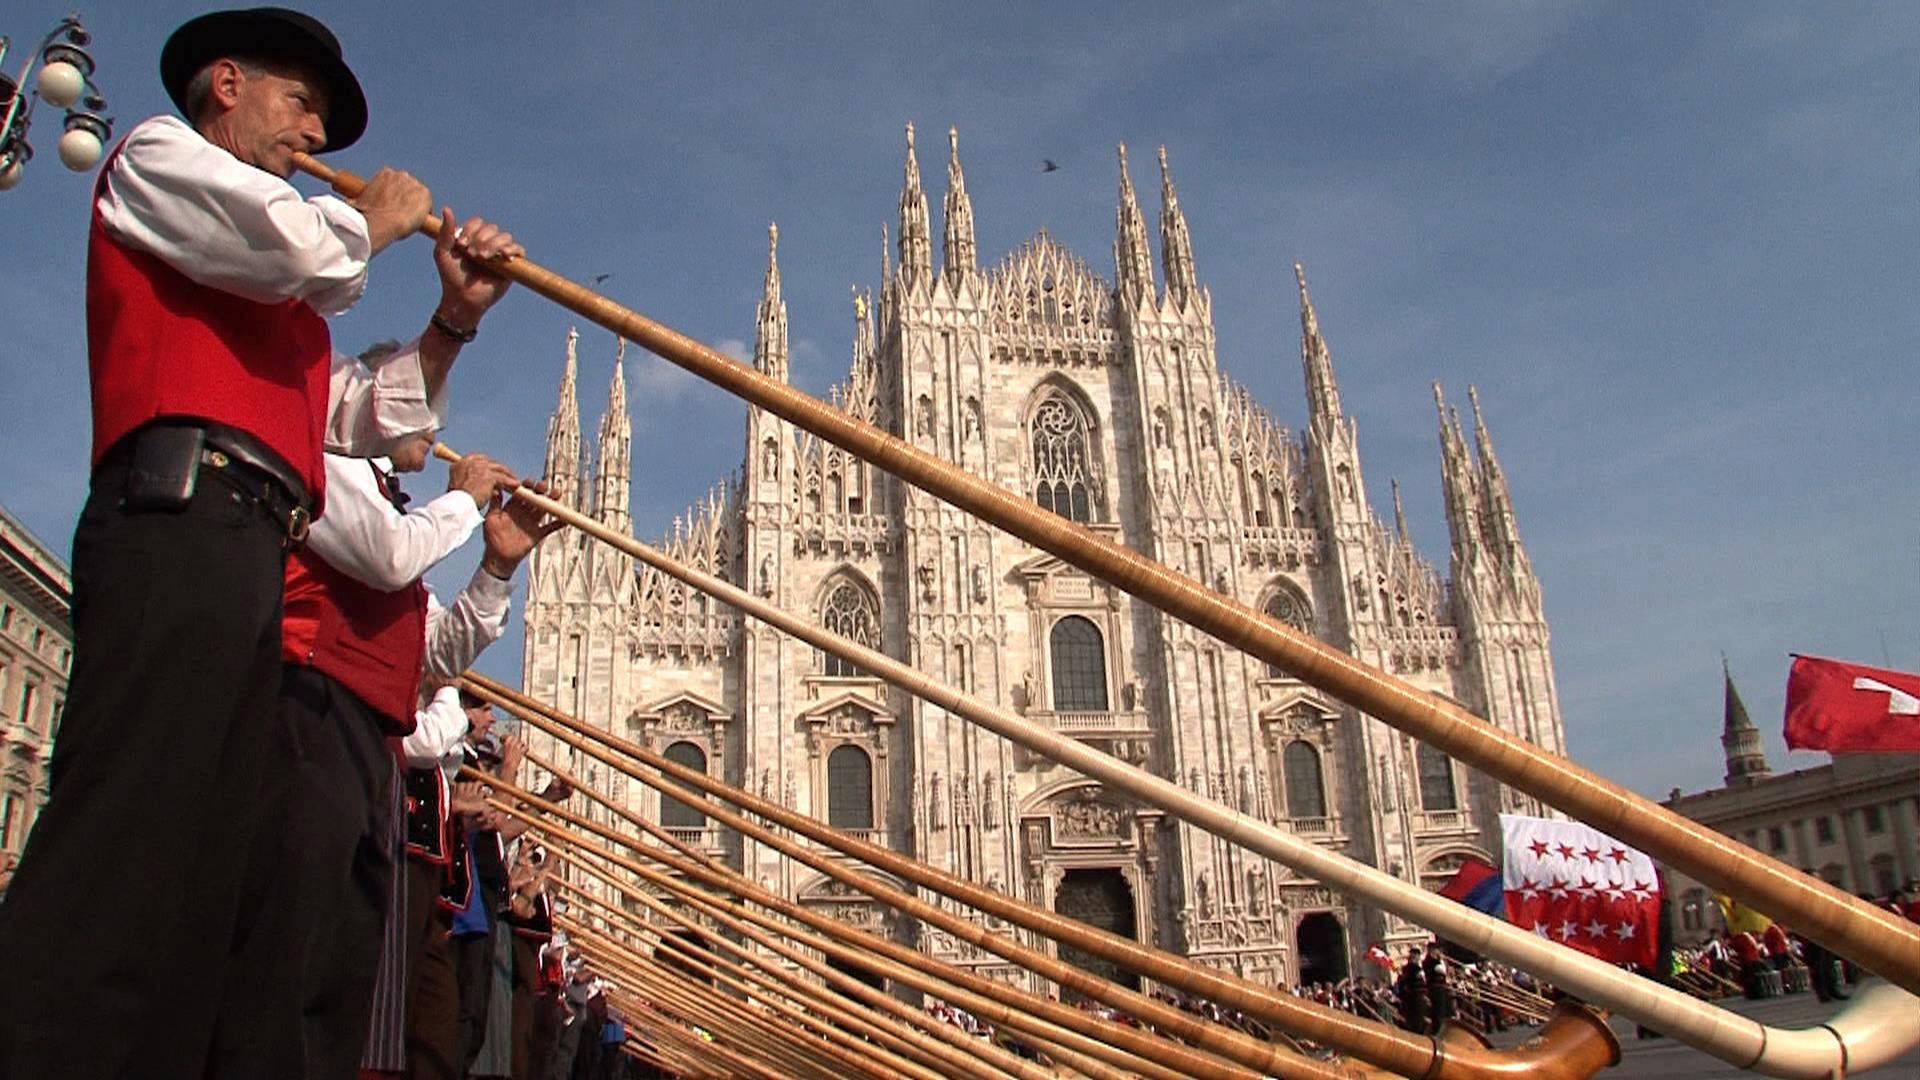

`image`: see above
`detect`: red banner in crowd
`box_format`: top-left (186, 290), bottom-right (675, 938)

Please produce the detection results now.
top-left (1784, 655), bottom-right (1920, 753)
top-left (1500, 814), bottom-right (1659, 971)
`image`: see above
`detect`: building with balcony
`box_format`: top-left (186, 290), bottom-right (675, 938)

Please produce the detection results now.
top-left (0, 503), bottom-right (71, 867)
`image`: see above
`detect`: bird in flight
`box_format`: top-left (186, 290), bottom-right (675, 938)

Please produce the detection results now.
top-left (1040, 159), bottom-right (1060, 173)
top-left (590, 273), bottom-right (614, 287)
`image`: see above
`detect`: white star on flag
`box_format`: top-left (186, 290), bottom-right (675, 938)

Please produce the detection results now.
top-left (1614, 922), bottom-right (1637, 941)
top-left (1557, 920), bottom-right (1578, 941)
top-left (1586, 919), bottom-right (1608, 939)
top-left (1518, 879), bottom-right (1541, 901)
top-left (1547, 880), bottom-right (1569, 900)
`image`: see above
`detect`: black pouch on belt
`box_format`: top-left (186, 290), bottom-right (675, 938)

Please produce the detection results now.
top-left (124, 424), bottom-right (205, 510)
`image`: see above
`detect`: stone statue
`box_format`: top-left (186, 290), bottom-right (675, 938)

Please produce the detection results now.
top-left (1247, 865), bottom-right (1267, 916)
top-left (982, 773), bottom-right (1000, 830)
top-left (1020, 670), bottom-right (1036, 712)
top-left (757, 554), bottom-right (773, 597)
top-left (1195, 870), bottom-right (1214, 920)
top-left (929, 773), bottom-right (945, 830)
top-left (1238, 764), bottom-right (1254, 814)
top-left (970, 564), bottom-right (987, 604)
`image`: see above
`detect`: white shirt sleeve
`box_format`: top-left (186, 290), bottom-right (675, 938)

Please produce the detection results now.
top-left (422, 567), bottom-right (514, 680)
top-left (404, 685), bottom-right (471, 766)
top-left (303, 455), bottom-right (483, 591)
top-left (97, 116), bottom-right (370, 316)
top-left (325, 344), bottom-right (451, 458)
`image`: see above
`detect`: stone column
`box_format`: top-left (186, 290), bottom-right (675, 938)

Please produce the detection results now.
top-left (1841, 807), bottom-right (1870, 894)
top-left (1789, 817), bottom-right (1812, 872)
top-left (1890, 798), bottom-right (1919, 886)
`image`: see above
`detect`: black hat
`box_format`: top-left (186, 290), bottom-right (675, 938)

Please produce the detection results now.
top-left (160, 7), bottom-right (367, 152)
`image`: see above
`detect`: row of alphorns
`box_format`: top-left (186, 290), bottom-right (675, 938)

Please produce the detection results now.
top-left (288, 147), bottom-right (1920, 1076)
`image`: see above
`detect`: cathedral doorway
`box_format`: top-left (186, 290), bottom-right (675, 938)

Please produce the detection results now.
top-left (1052, 867), bottom-right (1139, 1000)
top-left (1294, 912), bottom-right (1348, 986)
top-left (827, 952), bottom-right (887, 993)
top-left (656, 929), bottom-right (714, 987)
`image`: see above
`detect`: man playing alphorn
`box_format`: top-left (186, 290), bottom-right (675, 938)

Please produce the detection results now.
top-left (0, 8), bottom-right (521, 1078)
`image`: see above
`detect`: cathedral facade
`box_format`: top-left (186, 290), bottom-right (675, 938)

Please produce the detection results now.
top-left (522, 126), bottom-right (1568, 989)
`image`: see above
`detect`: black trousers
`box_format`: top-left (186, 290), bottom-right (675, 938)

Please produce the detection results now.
top-left (0, 466), bottom-right (288, 1079)
top-left (207, 665), bottom-right (396, 1078)
top-left (407, 857), bottom-right (462, 1080)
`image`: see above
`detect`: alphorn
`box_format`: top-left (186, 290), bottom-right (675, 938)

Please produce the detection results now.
top-left (293, 150), bottom-right (1920, 1001)
top-left (522, 747), bottom-right (1285, 1080)
top-left (548, 856), bottom-right (1167, 1080)
top-left (471, 675), bottom-right (1577, 1080)
top-left (552, 888), bottom-right (964, 1080)
top-left (439, 433), bottom-right (1918, 1079)
top-left (475, 769), bottom-right (1327, 1080)
top-left (292, 143), bottom-right (1920, 1071)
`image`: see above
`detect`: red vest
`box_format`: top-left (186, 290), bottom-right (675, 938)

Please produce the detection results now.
top-left (282, 465), bottom-right (428, 730)
top-left (86, 144), bottom-right (333, 507)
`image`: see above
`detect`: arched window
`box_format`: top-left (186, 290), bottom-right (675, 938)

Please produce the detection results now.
top-left (1416, 742), bottom-right (1457, 811)
top-left (1030, 393), bottom-right (1096, 523)
top-left (1283, 740), bottom-right (1327, 819)
top-left (828, 745), bottom-right (874, 830)
top-left (1049, 616), bottom-right (1109, 711)
top-left (819, 578), bottom-right (879, 677)
top-left (1262, 586), bottom-right (1312, 677)
top-left (660, 741), bottom-right (707, 830)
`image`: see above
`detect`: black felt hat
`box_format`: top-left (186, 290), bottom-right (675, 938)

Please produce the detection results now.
top-left (160, 7), bottom-right (368, 152)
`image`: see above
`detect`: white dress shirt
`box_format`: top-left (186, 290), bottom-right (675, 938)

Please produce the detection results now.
top-left (405, 686), bottom-right (470, 772)
top-left (99, 115), bottom-right (448, 453)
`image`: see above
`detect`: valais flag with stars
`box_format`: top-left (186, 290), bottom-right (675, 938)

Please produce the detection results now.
top-left (1499, 814), bottom-right (1660, 970)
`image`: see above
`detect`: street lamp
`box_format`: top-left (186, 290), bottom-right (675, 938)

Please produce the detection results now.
top-left (0, 14), bottom-right (112, 191)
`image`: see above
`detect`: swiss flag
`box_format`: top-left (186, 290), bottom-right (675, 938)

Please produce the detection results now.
top-left (1500, 814), bottom-right (1659, 971)
top-left (1784, 655), bottom-right (1920, 753)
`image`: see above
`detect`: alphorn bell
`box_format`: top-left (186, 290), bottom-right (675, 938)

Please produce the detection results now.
top-left (291, 149), bottom-right (1920, 1004)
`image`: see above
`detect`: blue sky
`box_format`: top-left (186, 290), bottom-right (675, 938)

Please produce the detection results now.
top-left (2, 2), bottom-right (1914, 800)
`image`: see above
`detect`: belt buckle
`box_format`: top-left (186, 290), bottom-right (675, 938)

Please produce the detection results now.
top-left (286, 505), bottom-right (312, 548)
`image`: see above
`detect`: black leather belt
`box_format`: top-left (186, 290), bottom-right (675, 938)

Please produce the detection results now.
top-left (199, 445), bottom-right (312, 545)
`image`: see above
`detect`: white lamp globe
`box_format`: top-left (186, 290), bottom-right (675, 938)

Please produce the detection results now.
top-left (0, 157), bottom-right (24, 191)
top-left (58, 127), bottom-right (104, 171)
top-left (36, 61), bottom-right (86, 109)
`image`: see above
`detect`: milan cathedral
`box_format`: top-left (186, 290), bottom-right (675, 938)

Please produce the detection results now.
top-left (522, 124), bottom-right (1567, 989)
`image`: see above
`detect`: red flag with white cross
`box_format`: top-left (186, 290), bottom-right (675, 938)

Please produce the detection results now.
top-left (1783, 655), bottom-right (1920, 753)
top-left (1499, 814), bottom-right (1660, 970)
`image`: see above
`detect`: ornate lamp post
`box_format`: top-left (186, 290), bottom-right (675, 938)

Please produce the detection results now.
top-left (0, 13), bottom-right (112, 191)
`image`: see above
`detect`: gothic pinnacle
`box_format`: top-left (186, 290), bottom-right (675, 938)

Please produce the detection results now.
top-left (1296, 261), bottom-right (1341, 423)
top-left (896, 123), bottom-right (932, 285)
top-left (1114, 143), bottom-right (1155, 303)
top-left (753, 221), bottom-right (789, 380)
top-left (1391, 477), bottom-right (1410, 546)
top-left (1157, 145), bottom-right (1197, 305)
top-left (943, 124), bottom-right (977, 280)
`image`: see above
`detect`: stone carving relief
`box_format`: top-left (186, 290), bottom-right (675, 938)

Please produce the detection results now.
top-left (917, 556), bottom-right (938, 601)
top-left (929, 773), bottom-right (946, 830)
top-left (970, 565), bottom-right (987, 604)
top-left (1055, 790), bottom-right (1125, 840)
top-left (982, 773), bottom-right (1001, 831)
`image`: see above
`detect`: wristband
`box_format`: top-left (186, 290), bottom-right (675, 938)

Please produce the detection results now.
top-left (430, 311), bottom-right (478, 344)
